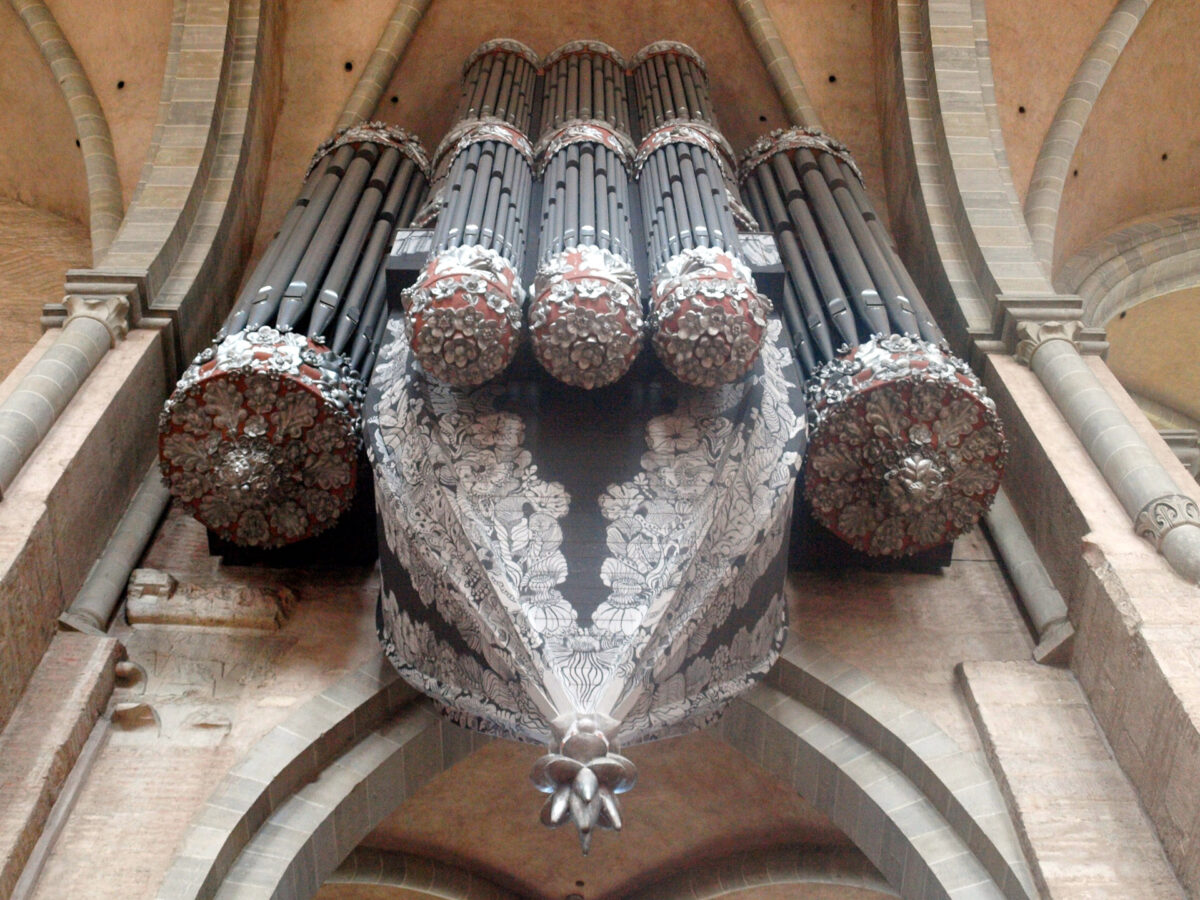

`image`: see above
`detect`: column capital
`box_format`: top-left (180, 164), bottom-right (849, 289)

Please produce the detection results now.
top-left (63, 292), bottom-right (130, 346)
top-left (1135, 494), bottom-right (1200, 551)
top-left (1014, 320), bottom-right (1084, 367)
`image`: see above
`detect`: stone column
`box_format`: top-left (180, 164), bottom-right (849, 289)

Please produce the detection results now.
top-left (1016, 320), bottom-right (1200, 583)
top-left (0, 293), bottom-right (130, 494)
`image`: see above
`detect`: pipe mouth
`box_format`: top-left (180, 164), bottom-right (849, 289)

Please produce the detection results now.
top-left (804, 334), bottom-right (1007, 556)
top-left (530, 246), bottom-right (642, 389)
top-left (649, 247), bottom-right (770, 388)
top-left (159, 326), bottom-right (362, 548)
top-left (402, 245), bottom-right (524, 389)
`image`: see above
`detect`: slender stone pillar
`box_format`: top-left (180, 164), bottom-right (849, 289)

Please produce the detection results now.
top-left (1017, 321), bottom-right (1200, 583)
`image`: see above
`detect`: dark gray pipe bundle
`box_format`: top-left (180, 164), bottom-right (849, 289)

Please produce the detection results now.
top-left (738, 127), bottom-right (1006, 558)
top-left (456, 38), bottom-right (539, 133)
top-left (405, 44), bottom-right (536, 390)
top-left (629, 42), bottom-right (770, 388)
top-left (629, 41), bottom-right (716, 131)
top-left (531, 42), bottom-right (642, 390)
top-left (158, 123), bottom-right (431, 549)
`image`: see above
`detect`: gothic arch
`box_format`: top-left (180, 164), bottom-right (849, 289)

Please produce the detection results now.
top-left (159, 639), bottom-right (1034, 900)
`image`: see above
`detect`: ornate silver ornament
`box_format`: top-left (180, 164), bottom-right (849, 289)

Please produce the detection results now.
top-left (649, 247), bottom-right (771, 387)
top-left (804, 334), bottom-right (1007, 556)
top-left (530, 245), bottom-right (643, 389)
top-left (158, 326), bottom-right (363, 548)
top-left (402, 244), bottom-right (525, 388)
top-left (530, 716), bottom-right (637, 854)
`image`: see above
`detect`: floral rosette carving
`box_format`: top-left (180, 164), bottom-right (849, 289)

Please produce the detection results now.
top-left (649, 247), bottom-right (771, 387)
top-left (158, 326), bottom-right (363, 547)
top-left (530, 245), bottom-right (643, 389)
top-left (804, 334), bottom-right (1007, 556)
top-left (402, 244), bottom-right (525, 388)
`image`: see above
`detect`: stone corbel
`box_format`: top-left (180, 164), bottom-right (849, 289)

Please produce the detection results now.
top-left (1014, 319), bottom-right (1083, 367)
top-left (63, 292), bottom-right (131, 346)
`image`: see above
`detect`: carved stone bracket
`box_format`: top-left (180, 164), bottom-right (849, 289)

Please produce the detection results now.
top-left (1135, 494), bottom-right (1200, 550)
top-left (64, 292), bottom-right (131, 345)
top-left (1014, 320), bottom-right (1084, 367)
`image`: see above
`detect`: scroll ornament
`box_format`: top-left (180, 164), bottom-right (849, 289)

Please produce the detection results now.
top-left (804, 334), bottom-right (1007, 555)
top-left (159, 326), bottom-right (362, 547)
top-left (649, 247), bottom-right (771, 387)
top-left (530, 245), bottom-right (643, 389)
top-left (402, 244), bottom-right (525, 388)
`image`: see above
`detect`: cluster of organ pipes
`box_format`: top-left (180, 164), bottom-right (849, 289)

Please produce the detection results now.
top-left (405, 38), bottom-right (768, 393)
top-left (739, 129), bottom-right (1006, 557)
top-left (158, 124), bottom-right (430, 548)
top-left (157, 37), bottom-right (1004, 563)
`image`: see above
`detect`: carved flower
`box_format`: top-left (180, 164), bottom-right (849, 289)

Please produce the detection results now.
top-left (236, 509), bottom-right (271, 545)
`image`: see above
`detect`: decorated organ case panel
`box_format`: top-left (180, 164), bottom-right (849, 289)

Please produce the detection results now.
top-left (158, 125), bottom-right (430, 548)
top-left (739, 128), bottom-right (1006, 558)
top-left (365, 40), bottom-right (807, 851)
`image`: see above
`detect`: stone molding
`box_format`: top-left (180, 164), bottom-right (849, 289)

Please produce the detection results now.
top-left (1135, 494), bottom-right (1200, 550)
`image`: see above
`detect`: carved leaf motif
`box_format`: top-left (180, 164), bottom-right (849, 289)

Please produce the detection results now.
top-left (864, 389), bottom-right (910, 442)
top-left (953, 462), bottom-right (1000, 496)
top-left (934, 399), bottom-right (979, 446)
top-left (809, 439), bottom-right (862, 480)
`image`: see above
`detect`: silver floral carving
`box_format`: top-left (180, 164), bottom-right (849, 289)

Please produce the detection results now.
top-left (634, 121), bottom-right (736, 185)
top-left (530, 716), bottom-right (637, 854)
top-left (535, 121), bottom-right (636, 177)
top-left (1135, 494), bottom-right (1200, 549)
top-left (804, 334), bottom-right (1007, 556)
top-left (737, 126), bottom-right (864, 186)
top-left (542, 40), bottom-right (627, 71)
top-left (305, 121), bottom-right (430, 182)
top-left (530, 245), bottom-right (643, 389)
top-left (462, 38), bottom-right (540, 77)
top-left (159, 326), bottom-right (363, 547)
top-left (649, 247), bottom-right (772, 387)
top-left (402, 244), bottom-right (525, 388)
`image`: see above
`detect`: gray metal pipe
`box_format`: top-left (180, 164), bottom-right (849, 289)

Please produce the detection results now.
top-left (984, 488), bottom-right (1070, 640)
top-left (59, 462), bottom-right (171, 634)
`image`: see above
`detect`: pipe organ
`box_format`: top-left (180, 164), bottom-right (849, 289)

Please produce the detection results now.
top-left (155, 38), bottom-right (1005, 852)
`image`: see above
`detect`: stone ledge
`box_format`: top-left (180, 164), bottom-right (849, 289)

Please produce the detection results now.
top-left (960, 660), bottom-right (1186, 899)
top-left (0, 632), bottom-right (123, 898)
